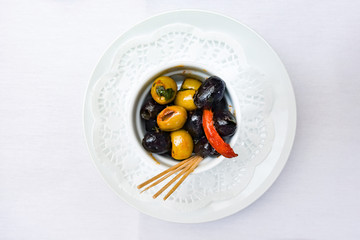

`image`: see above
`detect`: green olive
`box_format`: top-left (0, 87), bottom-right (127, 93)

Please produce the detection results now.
top-left (157, 106), bottom-right (187, 131)
top-left (181, 78), bottom-right (202, 90)
top-left (151, 76), bottom-right (177, 104)
top-left (174, 89), bottom-right (197, 111)
top-left (170, 130), bottom-right (194, 160)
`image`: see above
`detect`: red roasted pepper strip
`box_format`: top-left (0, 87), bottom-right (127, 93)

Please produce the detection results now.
top-left (203, 108), bottom-right (238, 158)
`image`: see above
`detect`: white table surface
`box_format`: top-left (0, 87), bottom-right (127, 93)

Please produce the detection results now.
top-left (1, 0), bottom-right (359, 239)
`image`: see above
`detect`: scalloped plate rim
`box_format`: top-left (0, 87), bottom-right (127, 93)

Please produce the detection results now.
top-left (83, 9), bottom-right (297, 223)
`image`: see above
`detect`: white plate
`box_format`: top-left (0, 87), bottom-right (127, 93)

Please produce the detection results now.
top-left (84, 10), bottom-right (296, 223)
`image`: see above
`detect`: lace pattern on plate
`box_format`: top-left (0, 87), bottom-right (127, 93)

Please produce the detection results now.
top-left (91, 24), bottom-right (274, 211)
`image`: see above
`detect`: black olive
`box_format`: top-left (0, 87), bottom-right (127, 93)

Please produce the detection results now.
top-left (194, 136), bottom-right (219, 157)
top-left (194, 76), bottom-right (226, 108)
top-left (140, 98), bottom-right (165, 120)
top-left (145, 119), bottom-right (158, 132)
top-left (185, 109), bottom-right (204, 139)
top-left (213, 110), bottom-right (237, 137)
top-left (212, 97), bottom-right (229, 112)
top-left (142, 132), bottom-right (171, 154)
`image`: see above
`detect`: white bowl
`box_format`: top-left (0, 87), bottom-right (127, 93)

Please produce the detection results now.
top-left (129, 62), bottom-right (240, 173)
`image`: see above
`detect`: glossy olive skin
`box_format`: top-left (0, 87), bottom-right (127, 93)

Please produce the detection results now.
top-left (151, 76), bottom-right (177, 105)
top-left (213, 110), bottom-right (237, 137)
top-left (185, 109), bottom-right (204, 139)
top-left (194, 76), bottom-right (226, 108)
top-left (157, 105), bottom-right (187, 131)
top-left (140, 98), bottom-right (165, 120)
top-left (170, 130), bottom-right (193, 160)
top-left (194, 136), bottom-right (219, 157)
top-left (145, 119), bottom-right (158, 132)
top-left (181, 78), bottom-right (202, 90)
top-left (174, 89), bottom-right (197, 111)
top-left (212, 97), bottom-right (229, 112)
top-left (142, 132), bottom-right (171, 154)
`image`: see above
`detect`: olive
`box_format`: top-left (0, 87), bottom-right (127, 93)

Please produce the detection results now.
top-left (213, 110), bottom-right (237, 137)
top-left (212, 97), bottom-right (229, 112)
top-left (157, 106), bottom-right (187, 131)
top-left (151, 76), bottom-right (177, 104)
top-left (174, 89), bottom-right (197, 111)
top-left (185, 109), bottom-right (204, 139)
top-left (142, 132), bottom-right (171, 154)
top-left (181, 78), bottom-right (202, 90)
top-left (194, 76), bottom-right (226, 108)
top-left (145, 119), bottom-right (158, 132)
top-left (170, 130), bottom-right (193, 160)
top-left (194, 136), bottom-right (219, 157)
top-left (140, 98), bottom-right (165, 120)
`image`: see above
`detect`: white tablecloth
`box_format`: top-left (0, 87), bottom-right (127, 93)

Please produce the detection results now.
top-left (1, 0), bottom-right (359, 239)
